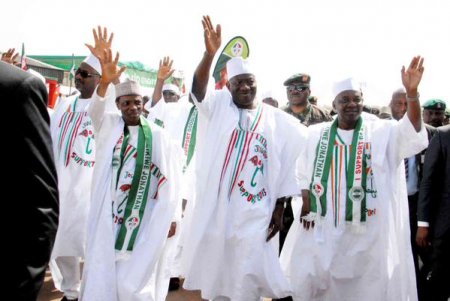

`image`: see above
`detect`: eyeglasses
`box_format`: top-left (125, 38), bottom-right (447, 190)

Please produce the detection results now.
top-left (75, 68), bottom-right (101, 79)
top-left (287, 85), bottom-right (308, 92)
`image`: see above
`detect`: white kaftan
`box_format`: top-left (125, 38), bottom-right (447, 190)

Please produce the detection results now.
top-left (181, 89), bottom-right (308, 300)
top-left (280, 116), bottom-right (428, 301)
top-left (79, 89), bottom-right (181, 301)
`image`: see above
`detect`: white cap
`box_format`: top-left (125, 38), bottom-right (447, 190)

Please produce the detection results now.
top-left (83, 54), bottom-right (102, 75)
top-left (115, 80), bottom-right (142, 98)
top-left (332, 77), bottom-right (362, 99)
top-left (226, 57), bottom-right (253, 80)
top-left (162, 83), bottom-right (180, 96)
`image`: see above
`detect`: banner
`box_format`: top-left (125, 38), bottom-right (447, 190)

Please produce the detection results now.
top-left (212, 36), bottom-right (250, 89)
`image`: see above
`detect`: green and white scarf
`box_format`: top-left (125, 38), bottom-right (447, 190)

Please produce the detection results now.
top-left (181, 106), bottom-right (198, 172)
top-left (309, 117), bottom-right (367, 229)
top-left (114, 116), bottom-right (153, 252)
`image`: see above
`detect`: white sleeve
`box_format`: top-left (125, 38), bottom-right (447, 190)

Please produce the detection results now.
top-left (146, 97), bottom-right (167, 124)
top-left (392, 116), bottom-right (428, 163)
top-left (277, 123), bottom-right (309, 198)
top-left (88, 86), bottom-right (109, 132)
top-left (190, 89), bottom-right (228, 119)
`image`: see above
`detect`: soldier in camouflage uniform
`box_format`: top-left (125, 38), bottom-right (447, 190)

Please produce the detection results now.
top-left (282, 73), bottom-right (332, 126)
top-left (279, 74), bottom-right (332, 256)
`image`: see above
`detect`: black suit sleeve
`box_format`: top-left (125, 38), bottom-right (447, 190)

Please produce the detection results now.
top-left (13, 74), bottom-right (59, 300)
top-left (417, 130), bottom-right (442, 225)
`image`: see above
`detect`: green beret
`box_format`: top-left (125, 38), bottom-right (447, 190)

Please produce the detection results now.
top-left (422, 98), bottom-right (446, 110)
top-left (283, 73), bottom-right (311, 87)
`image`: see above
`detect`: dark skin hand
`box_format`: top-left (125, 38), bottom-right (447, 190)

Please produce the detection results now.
top-left (267, 197), bottom-right (286, 241)
top-left (167, 222), bottom-right (177, 238)
top-left (1, 48), bottom-right (19, 65)
top-left (299, 189), bottom-right (315, 230)
top-left (416, 226), bottom-right (430, 249)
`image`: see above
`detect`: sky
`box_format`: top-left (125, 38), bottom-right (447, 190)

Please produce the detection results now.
top-left (2, 0), bottom-right (450, 107)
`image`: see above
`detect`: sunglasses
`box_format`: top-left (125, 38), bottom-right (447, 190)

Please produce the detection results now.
top-left (287, 85), bottom-right (308, 92)
top-left (75, 68), bottom-right (101, 79)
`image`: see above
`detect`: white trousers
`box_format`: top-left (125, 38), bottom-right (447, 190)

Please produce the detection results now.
top-left (52, 256), bottom-right (81, 299)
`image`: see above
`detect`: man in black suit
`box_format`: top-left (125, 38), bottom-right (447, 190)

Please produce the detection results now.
top-left (0, 60), bottom-right (59, 300)
top-left (416, 124), bottom-right (450, 301)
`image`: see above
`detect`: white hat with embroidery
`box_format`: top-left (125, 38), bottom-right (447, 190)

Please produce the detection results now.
top-left (115, 80), bottom-right (142, 98)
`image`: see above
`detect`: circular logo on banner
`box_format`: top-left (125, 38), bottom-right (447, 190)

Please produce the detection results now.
top-left (232, 42), bottom-right (243, 56)
top-left (126, 215), bottom-right (140, 230)
top-left (349, 186), bottom-right (365, 202)
top-left (312, 182), bottom-right (324, 197)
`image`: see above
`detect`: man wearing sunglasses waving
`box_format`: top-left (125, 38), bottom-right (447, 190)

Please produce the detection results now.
top-left (49, 26), bottom-right (117, 301)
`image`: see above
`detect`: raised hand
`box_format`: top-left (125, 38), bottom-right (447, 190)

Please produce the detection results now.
top-left (98, 49), bottom-right (126, 85)
top-left (401, 56), bottom-right (424, 96)
top-left (1, 48), bottom-right (19, 65)
top-left (202, 15), bottom-right (222, 56)
top-left (157, 56), bottom-right (175, 81)
top-left (85, 26), bottom-right (114, 60)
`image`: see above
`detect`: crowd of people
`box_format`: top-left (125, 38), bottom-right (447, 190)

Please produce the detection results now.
top-left (4, 15), bottom-right (449, 301)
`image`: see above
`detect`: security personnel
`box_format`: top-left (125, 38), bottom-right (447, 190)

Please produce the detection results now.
top-left (282, 73), bottom-right (332, 126)
top-left (422, 98), bottom-right (447, 127)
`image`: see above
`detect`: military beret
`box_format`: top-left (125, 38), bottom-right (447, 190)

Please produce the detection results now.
top-left (283, 73), bottom-right (311, 87)
top-left (422, 98), bottom-right (446, 110)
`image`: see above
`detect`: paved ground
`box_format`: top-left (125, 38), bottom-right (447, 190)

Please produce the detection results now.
top-left (37, 268), bottom-right (206, 301)
top-left (37, 268), bottom-right (273, 300)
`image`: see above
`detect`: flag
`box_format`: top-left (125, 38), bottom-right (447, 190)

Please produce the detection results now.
top-left (69, 53), bottom-right (75, 95)
top-left (20, 43), bottom-right (27, 70)
top-left (212, 36), bottom-right (250, 90)
top-left (69, 53), bottom-right (75, 79)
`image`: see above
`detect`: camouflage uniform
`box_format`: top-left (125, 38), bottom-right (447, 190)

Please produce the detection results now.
top-left (283, 103), bottom-right (333, 126)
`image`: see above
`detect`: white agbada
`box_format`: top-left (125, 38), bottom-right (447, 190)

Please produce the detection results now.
top-left (80, 90), bottom-right (181, 301)
top-left (145, 96), bottom-right (194, 144)
top-left (145, 96), bottom-right (197, 278)
top-left (280, 116), bottom-right (428, 301)
top-left (50, 85), bottom-right (117, 259)
top-left (181, 89), bottom-right (308, 300)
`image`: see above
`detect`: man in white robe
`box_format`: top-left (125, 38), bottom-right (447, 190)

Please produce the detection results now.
top-left (280, 57), bottom-right (428, 301)
top-left (80, 50), bottom-right (181, 301)
top-left (144, 58), bottom-right (199, 288)
top-left (181, 16), bottom-right (308, 301)
top-left (49, 27), bottom-right (118, 301)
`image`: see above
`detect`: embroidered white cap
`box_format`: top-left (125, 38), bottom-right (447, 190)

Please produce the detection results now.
top-left (83, 54), bottom-right (102, 75)
top-left (332, 77), bottom-right (362, 99)
top-left (162, 83), bottom-right (180, 96)
top-left (226, 57), bottom-right (254, 80)
top-left (115, 80), bottom-right (142, 98)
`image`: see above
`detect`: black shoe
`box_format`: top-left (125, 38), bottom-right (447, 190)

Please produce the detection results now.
top-left (168, 277), bottom-right (180, 291)
top-left (61, 297), bottom-right (78, 301)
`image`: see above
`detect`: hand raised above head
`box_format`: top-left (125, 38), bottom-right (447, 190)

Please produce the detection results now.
top-left (85, 25), bottom-right (114, 60)
top-left (1, 48), bottom-right (19, 65)
top-left (98, 49), bottom-right (126, 85)
top-left (401, 56), bottom-right (424, 96)
top-left (158, 56), bottom-right (175, 81)
top-left (202, 15), bottom-right (222, 56)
